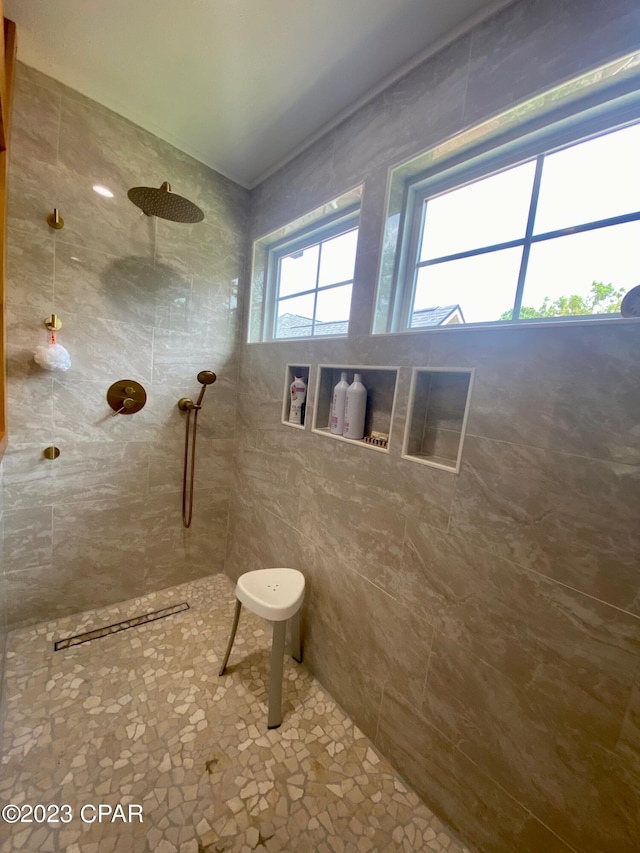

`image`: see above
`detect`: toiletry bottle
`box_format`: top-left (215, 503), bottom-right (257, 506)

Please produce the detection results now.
top-left (289, 375), bottom-right (307, 425)
top-left (330, 371), bottom-right (349, 434)
top-left (343, 374), bottom-right (367, 439)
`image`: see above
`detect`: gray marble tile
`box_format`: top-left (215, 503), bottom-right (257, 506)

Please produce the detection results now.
top-left (190, 375), bottom-right (238, 440)
top-left (331, 33), bottom-right (471, 185)
top-left (422, 634), bottom-right (640, 853)
top-left (11, 65), bottom-right (61, 168)
top-left (154, 169), bottom-right (247, 282)
top-left (46, 312), bottom-right (154, 383)
top-left (376, 687), bottom-right (576, 853)
top-left (3, 441), bottom-right (150, 510)
top-left (450, 435), bottom-right (640, 614)
top-left (250, 137), bottom-right (338, 238)
top-left (157, 271), bottom-right (232, 336)
top-left (139, 490), bottom-right (230, 583)
top-left (4, 560), bottom-right (146, 630)
top-left (5, 371), bottom-right (54, 449)
top-left (401, 521), bottom-right (640, 698)
top-left (298, 532), bottom-right (434, 712)
top-left (465, 0), bottom-right (640, 126)
top-left (193, 159), bottom-right (250, 227)
top-left (235, 392), bottom-right (283, 443)
top-left (14, 61), bottom-right (67, 98)
top-left (428, 322), bottom-right (640, 466)
top-left (5, 228), bottom-right (55, 313)
top-left (147, 437), bottom-right (234, 498)
top-left (7, 155), bottom-right (62, 240)
top-left (224, 492), bottom-right (307, 584)
top-left (52, 378), bottom-right (158, 445)
top-left (234, 428), bottom-right (305, 524)
top-left (1, 63), bottom-right (242, 637)
top-left (54, 242), bottom-right (182, 329)
top-left (151, 326), bottom-right (237, 386)
top-left (301, 427), bottom-right (456, 531)
top-left (302, 606), bottom-right (383, 743)
top-left (8, 145), bottom-right (157, 259)
top-left (53, 494), bottom-right (147, 571)
top-left (238, 343), bottom-right (301, 401)
top-left (57, 88), bottom-right (190, 193)
top-left (2, 506), bottom-right (53, 574)
top-left (297, 472), bottom-right (406, 595)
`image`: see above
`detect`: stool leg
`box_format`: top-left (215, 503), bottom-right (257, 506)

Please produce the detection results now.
top-left (219, 599), bottom-right (242, 676)
top-left (267, 620), bottom-right (287, 729)
top-left (290, 609), bottom-right (302, 663)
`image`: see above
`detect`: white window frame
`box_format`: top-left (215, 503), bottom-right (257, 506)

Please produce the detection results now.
top-left (379, 62), bottom-right (640, 334)
top-left (263, 205), bottom-right (360, 341)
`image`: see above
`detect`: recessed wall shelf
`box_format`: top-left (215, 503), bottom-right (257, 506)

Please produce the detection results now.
top-left (312, 365), bottom-right (399, 452)
top-left (402, 367), bottom-right (474, 473)
top-left (282, 364), bottom-right (311, 429)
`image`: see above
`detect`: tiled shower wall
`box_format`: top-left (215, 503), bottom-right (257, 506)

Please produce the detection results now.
top-left (227, 1), bottom-right (640, 852)
top-left (0, 63), bottom-right (248, 630)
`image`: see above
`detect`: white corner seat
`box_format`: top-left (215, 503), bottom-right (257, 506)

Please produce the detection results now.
top-left (218, 568), bottom-right (305, 729)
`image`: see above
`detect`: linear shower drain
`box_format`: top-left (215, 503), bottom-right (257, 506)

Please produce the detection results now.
top-left (53, 602), bottom-right (190, 651)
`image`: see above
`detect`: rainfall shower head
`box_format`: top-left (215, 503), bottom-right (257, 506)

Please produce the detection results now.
top-left (127, 181), bottom-right (204, 223)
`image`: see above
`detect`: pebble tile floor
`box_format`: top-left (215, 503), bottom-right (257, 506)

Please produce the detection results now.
top-left (1, 574), bottom-right (474, 853)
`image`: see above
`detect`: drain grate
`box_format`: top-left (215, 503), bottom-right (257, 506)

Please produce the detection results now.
top-left (54, 602), bottom-right (190, 651)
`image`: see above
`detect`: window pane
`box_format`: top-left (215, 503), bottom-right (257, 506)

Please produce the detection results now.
top-left (318, 228), bottom-right (358, 287)
top-left (314, 284), bottom-right (352, 335)
top-left (274, 293), bottom-right (315, 338)
top-left (520, 221), bottom-right (640, 318)
top-left (534, 123), bottom-right (640, 234)
top-left (278, 244), bottom-right (319, 298)
top-left (412, 247), bottom-right (523, 325)
top-left (420, 161), bottom-right (536, 261)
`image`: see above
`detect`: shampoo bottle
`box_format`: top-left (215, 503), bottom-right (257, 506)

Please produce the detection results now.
top-left (289, 375), bottom-right (307, 425)
top-left (343, 374), bottom-right (367, 439)
top-left (330, 371), bottom-right (349, 434)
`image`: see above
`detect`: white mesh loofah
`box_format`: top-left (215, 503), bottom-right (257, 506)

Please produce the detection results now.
top-left (34, 343), bottom-right (72, 371)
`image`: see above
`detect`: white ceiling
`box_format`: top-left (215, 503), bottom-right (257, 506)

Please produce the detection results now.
top-left (4, 0), bottom-right (509, 188)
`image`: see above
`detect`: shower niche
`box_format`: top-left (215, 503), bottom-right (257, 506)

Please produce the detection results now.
top-left (402, 367), bottom-right (474, 473)
top-left (282, 364), bottom-right (311, 429)
top-left (312, 365), bottom-right (399, 452)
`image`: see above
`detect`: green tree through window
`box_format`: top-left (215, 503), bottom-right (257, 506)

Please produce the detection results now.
top-left (500, 281), bottom-right (625, 320)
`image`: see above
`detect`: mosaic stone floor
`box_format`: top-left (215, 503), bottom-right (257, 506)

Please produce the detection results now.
top-left (1, 574), bottom-right (473, 853)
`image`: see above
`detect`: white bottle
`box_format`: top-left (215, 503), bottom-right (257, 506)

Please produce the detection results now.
top-left (343, 374), bottom-right (367, 440)
top-left (330, 372), bottom-right (349, 434)
top-left (289, 375), bottom-right (307, 425)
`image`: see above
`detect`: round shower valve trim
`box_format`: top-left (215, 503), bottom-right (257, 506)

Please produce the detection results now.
top-left (107, 380), bottom-right (147, 416)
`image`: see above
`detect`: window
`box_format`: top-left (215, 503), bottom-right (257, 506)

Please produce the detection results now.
top-left (269, 214), bottom-right (358, 339)
top-left (375, 52), bottom-right (640, 333)
top-left (248, 187), bottom-right (362, 343)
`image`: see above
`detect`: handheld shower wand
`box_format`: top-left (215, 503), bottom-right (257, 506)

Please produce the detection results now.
top-left (178, 371), bottom-right (217, 528)
top-left (178, 370), bottom-right (217, 412)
